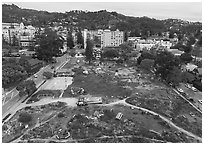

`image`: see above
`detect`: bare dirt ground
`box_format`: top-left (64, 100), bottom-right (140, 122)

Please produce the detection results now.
top-left (2, 59), bottom-right (202, 143)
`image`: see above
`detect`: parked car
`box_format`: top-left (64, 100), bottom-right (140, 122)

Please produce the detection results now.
top-left (185, 83), bottom-right (191, 89)
top-left (188, 98), bottom-right (194, 102)
top-left (191, 87), bottom-right (197, 92)
top-left (198, 100), bottom-right (202, 104)
top-left (177, 88), bottom-right (184, 93)
top-left (34, 74), bottom-right (38, 78)
top-left (180, 92), bottom-right (187, 97)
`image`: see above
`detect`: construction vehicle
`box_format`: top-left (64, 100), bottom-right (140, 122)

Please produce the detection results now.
top-left (76, 97), bottom-right (88, 106)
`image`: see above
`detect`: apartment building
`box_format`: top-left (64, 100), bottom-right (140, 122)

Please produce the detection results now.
top-left (2, 22), bottom-right (37, 46)
top-left (2, 23), bottom-right (20, 29)
top-left (101, 29), bottom-right (124, 48)
top-left (2, 28), bottom-right (19, 45)
top-left (133, 39), bottom-right (156, 51)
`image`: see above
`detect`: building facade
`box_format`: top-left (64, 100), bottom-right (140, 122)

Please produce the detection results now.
top-left (101, 29), bottom-right (124, 48)
top-left (2, 22), bottom-right (36, 46)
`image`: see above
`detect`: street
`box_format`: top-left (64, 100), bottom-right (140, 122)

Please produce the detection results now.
top-left (2, 54), bottom-right (70, 119)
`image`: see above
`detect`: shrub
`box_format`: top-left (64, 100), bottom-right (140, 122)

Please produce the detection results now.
top-left (43, 71), bottom-right (53, 79)
top-left (58, 112), bottom-right (65, 118)
top-left (18, 112), bottom-right (32, 124)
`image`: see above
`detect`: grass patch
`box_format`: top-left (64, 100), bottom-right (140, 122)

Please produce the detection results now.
top-left (62, 73), bottom-right (132, 98)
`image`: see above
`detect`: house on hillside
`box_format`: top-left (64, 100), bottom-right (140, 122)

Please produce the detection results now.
top-left (185, 63), bottom-right (198, 72)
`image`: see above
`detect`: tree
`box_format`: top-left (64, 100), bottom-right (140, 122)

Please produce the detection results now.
top-left (43, 71), bottom-right (53, 79)
top-left (17, 80), bottom-right (37, 97)
top-left (180, 53), bottom-right (193, 64)
top-left (12, 35), bottom-right (18, 46)
top-left (166, 66), bottom-right (182, 86)
top-left (2, 63), bottom-right (27, 89)
top-left (35, 27), bottom-right (63, 62)
top-left (154, 50), bottom-right (181, 81)
top-left (67, 31), bottom-right (74, 49)
top-left (2, 35), bottom-right (8, 45)
top-left (192, 80), bottom-right (202, 91)
top-left (16, 82), bottom-right (26, 92)
top-left (124, 31), bottom-right (128, 42)
top-left (181, 71), bottom-right (195, 83)
top-left (140, 59), bottom-right (155, 71)
top-left (85, 39), bottom-right (94, 64)
top-left (182, 45), bottom-right (192, 53)
top-left (24, 80), bottom-right (37, 95)
top-left (137, 52), bottom-right (155, 65)
top-left (169, 31), bottom-right (175, 39)
top-left (18, 112), bottom-right (32, 124)
top-left (93, 36), bottom-right (100, 47)
top-left (19, 57), bottom-right (30, 73)
top-left (119, 43), bottom-right (133, 61)
top-left (192, 46), bottom-right (202, 58)
top-left (197, 35), bottom-right (202, 46)
top-left (187, 36), bottom-right (196, 46)
top-left (76, 30), bottom-right (84, 49)
top-left (102, 48), bottom-right (119, 59)
top-left (129, 29), bottom-right (140, 37)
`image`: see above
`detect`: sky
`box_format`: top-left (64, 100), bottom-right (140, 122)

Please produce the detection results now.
top-left (3, 1), bottom-right (202, 22)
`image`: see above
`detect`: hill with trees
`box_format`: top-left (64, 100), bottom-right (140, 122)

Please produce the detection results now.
top-left (2, 4), bottom-right (201, 38)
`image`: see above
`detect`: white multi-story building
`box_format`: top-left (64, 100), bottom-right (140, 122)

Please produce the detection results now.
top-left (158, 39), bottom-right (172, 49)
top-left (2, 22), bottom-right (37, 46)
top-left (101, 29), bottom-right (124, 48)
top-left (2, 28), bottom-right (19, 45)
top-left (2, 23), bottom-right (20, 29)
top-left (19, 35), bottom-right (35, 47)
top-left (133, 39), bottom-right (157, 51)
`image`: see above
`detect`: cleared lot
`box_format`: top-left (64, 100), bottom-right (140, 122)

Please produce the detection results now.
top-left (40, 77), bottom-right (73, 90)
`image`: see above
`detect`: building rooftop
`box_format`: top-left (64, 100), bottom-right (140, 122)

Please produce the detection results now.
top-left (186, 63), bottom-right (198, 72)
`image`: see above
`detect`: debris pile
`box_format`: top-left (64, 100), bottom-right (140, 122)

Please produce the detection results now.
top-left (70, 87), bottom-right (85, 96)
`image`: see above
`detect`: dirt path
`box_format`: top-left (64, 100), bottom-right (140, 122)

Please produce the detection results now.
top-left (3, 97), bottom-right (78, 123)
top-left (101, 99), bottom-right (202, 142)
top-left (5, 96), bottom-right (202, 142)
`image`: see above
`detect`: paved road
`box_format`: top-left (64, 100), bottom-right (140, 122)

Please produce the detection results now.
top-left (2, 54), bottom-right (70, 119)
top-left (173, 88), bottom-right (202, 114)
top-left (176, 83), bottom-right (202, 112)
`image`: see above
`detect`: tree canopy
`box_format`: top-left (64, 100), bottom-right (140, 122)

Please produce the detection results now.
top-left (2, 62), bottom-right (27, 89)
top-left (85, 39), bottom-right (94, 64)
top-left (16, 80), bottom-right (37, 97)
top-left (18, 112), bottom-right (32, 124)
top-left (102, 48), bottom-right (119, 59)
top-left (154, 50), bottom-right (181, 83)
top-left (76, 30), bottom-right (84, 49)
top-left (119, 43), bottom-right (133, 61)
top-left (43, 71), bottom-right (53, 79)
top-left (35, 28), bottom-right (63, 62)
top-left (180, 53), bottom-right (193, 64)
top-left (140, 59), bottom-right (155, 71)
top-left (67, 31), bottom-right (74, 49)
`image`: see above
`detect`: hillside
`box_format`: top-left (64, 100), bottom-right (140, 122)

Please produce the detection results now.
top-left (2, 4), bottom-right (202, 36)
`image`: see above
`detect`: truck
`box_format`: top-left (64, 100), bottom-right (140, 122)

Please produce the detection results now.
top-left (76, 98), bottom-right (88, 106)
